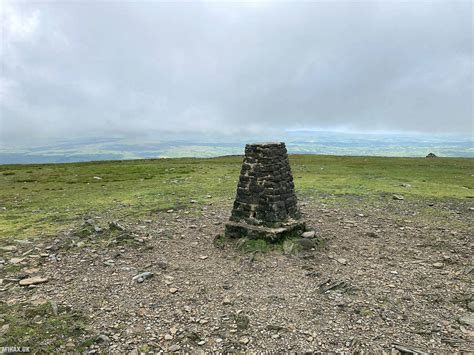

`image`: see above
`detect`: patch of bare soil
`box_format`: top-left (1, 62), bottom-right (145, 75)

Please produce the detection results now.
top-left (2, 199), bottom-right (473, 352)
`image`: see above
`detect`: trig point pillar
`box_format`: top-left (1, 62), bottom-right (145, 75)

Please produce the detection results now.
top-left (225, 142), bottom-right (305, 240)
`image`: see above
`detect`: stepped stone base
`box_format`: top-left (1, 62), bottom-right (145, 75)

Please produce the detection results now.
top-left (225, 220), bottom-right (305, 241)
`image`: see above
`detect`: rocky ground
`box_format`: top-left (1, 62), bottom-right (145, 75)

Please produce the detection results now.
top-left (1, 198), bottom-right (473, 353)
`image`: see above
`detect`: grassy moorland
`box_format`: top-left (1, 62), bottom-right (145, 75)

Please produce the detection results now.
top-left (0, 155), bottom-right (473, 352)
top-left (0, 155), bottom-right (472, 240)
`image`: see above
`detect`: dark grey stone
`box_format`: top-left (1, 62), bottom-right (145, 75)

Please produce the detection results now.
top-left (225, 142), bottom-right (305, 239)
top-left (297, 238), bottom-right (316, 250)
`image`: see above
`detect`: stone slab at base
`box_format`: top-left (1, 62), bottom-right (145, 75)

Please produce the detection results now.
top-left (225, 220), bottom-right (306, 241)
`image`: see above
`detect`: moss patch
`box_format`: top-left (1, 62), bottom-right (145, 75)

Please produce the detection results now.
top-left (0, 302), bottom-right (88, 352)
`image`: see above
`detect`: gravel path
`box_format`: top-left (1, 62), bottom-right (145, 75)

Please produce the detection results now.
top-left (2, 199), bottom-right (473, 352)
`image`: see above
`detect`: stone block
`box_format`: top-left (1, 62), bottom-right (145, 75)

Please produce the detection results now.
top-left (225, 142), bottom-right (304, 239)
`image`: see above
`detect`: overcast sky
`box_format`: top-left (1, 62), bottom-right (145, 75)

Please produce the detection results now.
top-left (0, 0), bottom-right (472, 146)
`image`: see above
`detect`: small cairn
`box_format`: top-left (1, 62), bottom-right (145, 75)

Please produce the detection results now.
top-left (225, 142), bottom-right (305, 240)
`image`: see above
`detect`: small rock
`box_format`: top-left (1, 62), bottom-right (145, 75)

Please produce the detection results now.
top-left (164, 334), bottom-right (173, 340)
top-left (103, 259), bottom-right (115, 266)
top-left (297, 238), bottom-right (316, 250)
top-left (76, 241), bottom-right (85, 248)
top-left (30, 297), bottom-right (48, 306)
top-left (336, 258), bottom-right (347, 265)
top-left (168, 344), bottom-right (181, 352)
top-left (239, 336), bottom-right (250, 345)
top-left (93, 176), bottom-right (102, 180)
top-left (199, 255), bottom-right (208, 260)
top-left (109, 221), bottom-right (125, 231)
top-left (467, 301), bottom-right (474, 312)
top-left (50, 300), bottom-right (58, 316)
top-left (301, 231), bottom-right (315, 238)
top-left (19, 276), bottom-right (48, 286)
top-left (459, 314), bottom-right (474, 327)
top-left (222, 297), bottom-right (232, 305)
top-left (197, 340), bottom-right (206, 345)
top-left (23, 267), bottom-right (39, 274)
top-left (132, 272), bottom-right (154, 283)
top-left (9, 257), bottom-right (24, 264)
top-left (167, 209), bottom-right (174, 213)
top-left (432, 262), bottom-right (444, 269)
top-left (0, 246), bottom-right (17, 252)
top-left (1, 324), bottom-right (10, 333)
top-left (169, 288), bottom-right (178, 294)
top-left (464, 266), bottom-right (474, 275)
top-left (94, 225), bottom-right (103, 233)
top-left (96, 334), bottom-right (110, 343)
top-left (400, 183), bottom-right (412, 188)
top-left (190, 200), bottom-right (198, 204)
top-left (392, 194), bottom-right (404, 200)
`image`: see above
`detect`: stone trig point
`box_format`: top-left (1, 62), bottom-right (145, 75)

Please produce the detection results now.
top-left (225, 142), bottom-right (305, 240)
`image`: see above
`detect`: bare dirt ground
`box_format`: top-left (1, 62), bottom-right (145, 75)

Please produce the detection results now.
top-left (1, 198), bottom-right (473, 352)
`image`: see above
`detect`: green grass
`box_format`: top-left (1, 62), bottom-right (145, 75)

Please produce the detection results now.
top-left (293, 155), bottom-right (473, 198)
top-left (238, 238), bottom-right (272, 253)
top-left (0, 155), bottom-right (472, 240)
top-left (0, 302), bottom-right (87, 351)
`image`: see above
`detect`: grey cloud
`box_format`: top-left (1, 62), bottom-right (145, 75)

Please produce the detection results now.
top-left (0, 0), bottom-right (472, 146)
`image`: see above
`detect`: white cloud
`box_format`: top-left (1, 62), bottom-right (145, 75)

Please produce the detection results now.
top-left (0, 0), bottom-right (472, 146)
top-left (1, 1), bottom-right (40, 41)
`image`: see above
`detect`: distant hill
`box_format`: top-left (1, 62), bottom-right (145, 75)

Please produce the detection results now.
top-left (0, 131), bottom-right (472, 164)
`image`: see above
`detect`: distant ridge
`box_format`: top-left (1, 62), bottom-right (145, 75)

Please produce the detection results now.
top-left (1, 131), bottom-right (472, 164)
